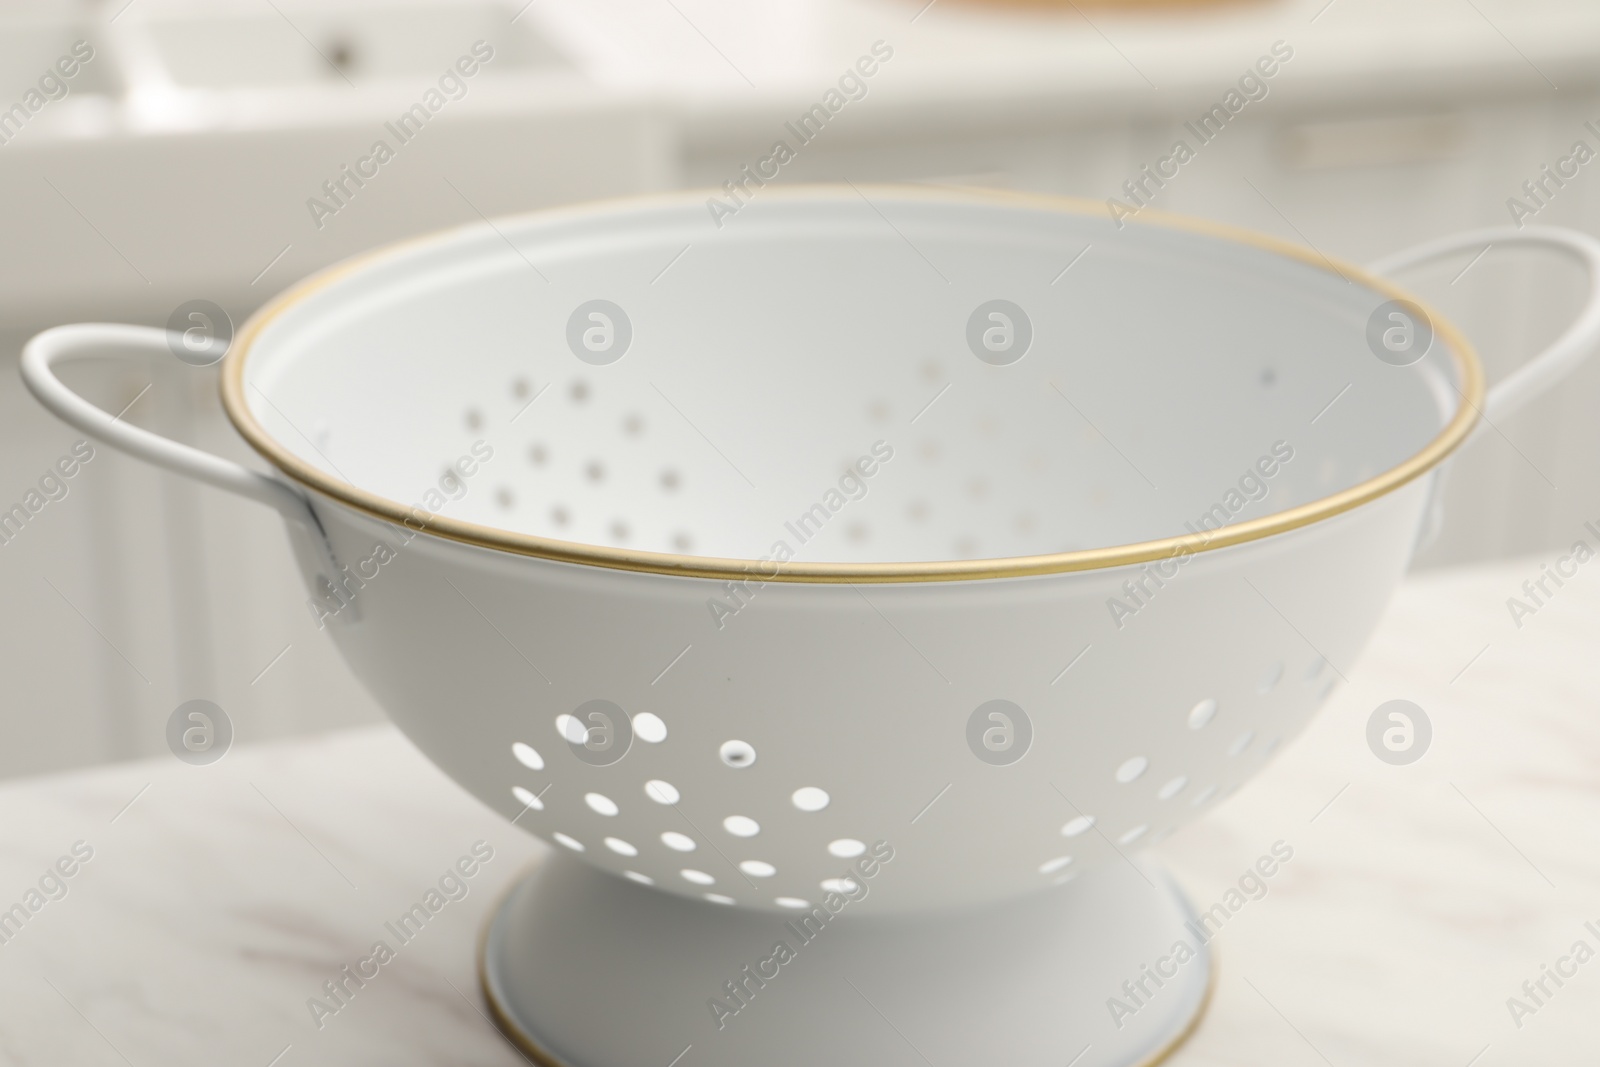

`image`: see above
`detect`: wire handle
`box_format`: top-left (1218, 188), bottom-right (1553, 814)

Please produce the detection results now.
top-left (1368, 225), bottom-right (1600, 427)
top-left (1370, 226), bottom-right (1600, 553)
top-left (20, 323), bottom-right (350, 614)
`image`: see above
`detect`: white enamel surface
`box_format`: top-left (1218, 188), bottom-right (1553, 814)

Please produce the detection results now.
top-left (484, 853), bottom-right (1211, 1067)
top-left (227, 189), bottom-right (1474, 915)
top-left (241, 190), bottom-right (1462, 564)
top-left (292, 474), bottom-right (1427, 913)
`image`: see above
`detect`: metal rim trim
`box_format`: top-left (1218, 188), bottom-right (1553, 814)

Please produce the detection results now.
top-left (223, 184), bottom-right (1485, 584)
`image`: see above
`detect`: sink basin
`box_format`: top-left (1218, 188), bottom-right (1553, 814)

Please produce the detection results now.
top-left (136, 1), bottom-right (572, 88)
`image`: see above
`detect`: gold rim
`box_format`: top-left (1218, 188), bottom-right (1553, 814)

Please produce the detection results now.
top-left (224, 184), bottom-right (1484, 584)
top-left (476, 874), bottom-right (565, 1067)
top-left (474, 860), bottom-right (1218, 1067)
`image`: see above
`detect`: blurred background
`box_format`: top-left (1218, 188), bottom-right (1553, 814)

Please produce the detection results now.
top-left (2, 0), bottom-right (1596, 781)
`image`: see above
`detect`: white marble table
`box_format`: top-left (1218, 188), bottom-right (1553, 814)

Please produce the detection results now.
top-left (1, 555), bottom-right (1597, 1066)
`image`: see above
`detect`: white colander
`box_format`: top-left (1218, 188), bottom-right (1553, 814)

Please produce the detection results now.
top-left (24, 189), bottom-right (1600, 1067)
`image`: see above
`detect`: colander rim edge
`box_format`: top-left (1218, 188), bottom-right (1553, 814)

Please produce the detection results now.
top-left (221, 184), bottom-right (1486, 584)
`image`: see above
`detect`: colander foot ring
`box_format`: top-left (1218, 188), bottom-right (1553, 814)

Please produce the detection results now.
top-left (481, 852), bottom-right (1212, 1067)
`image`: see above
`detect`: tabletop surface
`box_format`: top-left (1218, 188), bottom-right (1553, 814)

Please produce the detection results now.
top-left (0, 553), bottom-right (1597, 1066)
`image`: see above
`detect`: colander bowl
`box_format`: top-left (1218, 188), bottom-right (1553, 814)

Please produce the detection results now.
top-left (23, 188), bottom-right (1600, 1067)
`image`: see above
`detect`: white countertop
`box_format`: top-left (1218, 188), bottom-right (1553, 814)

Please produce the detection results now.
top-left (1, 552), bottom-right (1598, 1065)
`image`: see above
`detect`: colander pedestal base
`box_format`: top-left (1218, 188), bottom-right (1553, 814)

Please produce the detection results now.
top-left (481, 852), bottom-right (1213, 1067)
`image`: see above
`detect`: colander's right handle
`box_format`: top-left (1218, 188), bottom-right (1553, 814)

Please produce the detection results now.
top-left (1368, 225), bottom-right (1600, 429)
top-left (1370, 226), bottom-right (1600, 552)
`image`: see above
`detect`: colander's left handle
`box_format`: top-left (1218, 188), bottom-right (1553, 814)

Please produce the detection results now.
top-left (20, 323), bottom-right (351, 615)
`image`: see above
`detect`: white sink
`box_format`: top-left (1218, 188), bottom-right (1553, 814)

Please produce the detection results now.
top-left (0, 0), bottom-right (660, 327)
top-left (136, 2), bottom-right (573, 89)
